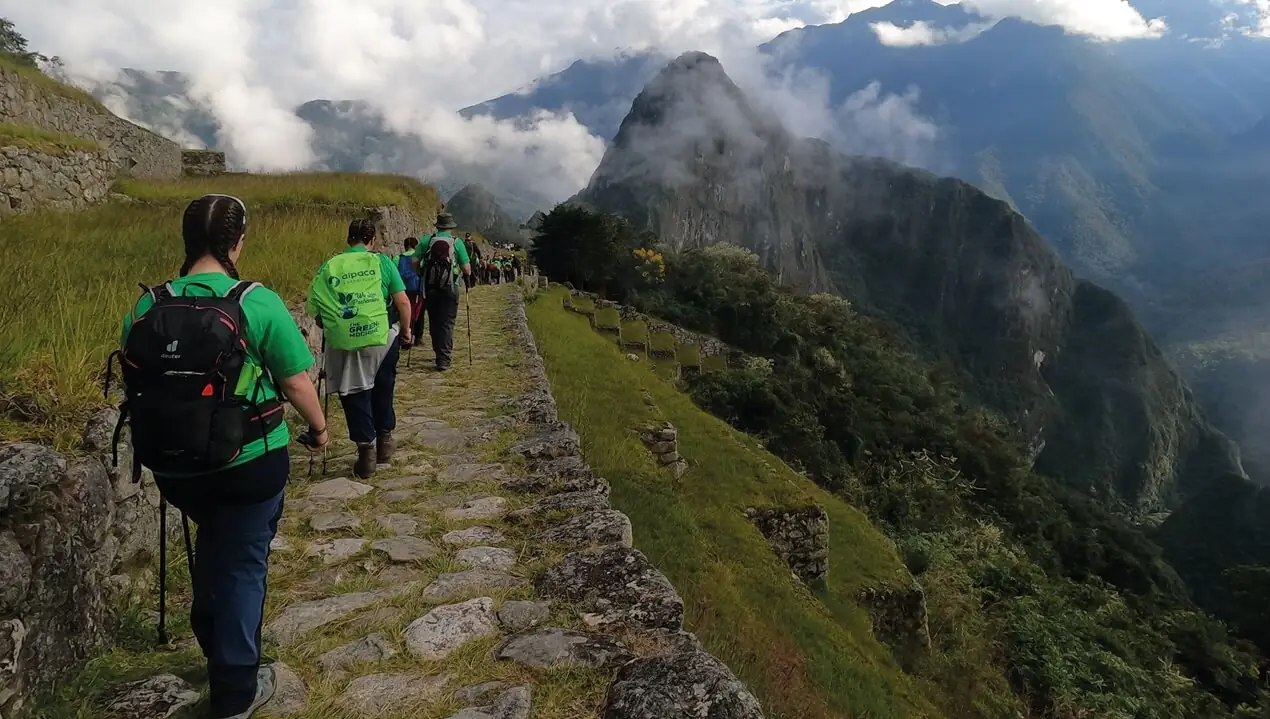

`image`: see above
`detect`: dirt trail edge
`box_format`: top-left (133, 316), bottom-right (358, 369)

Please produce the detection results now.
top-left (107, 284), bottom-right (764, 719)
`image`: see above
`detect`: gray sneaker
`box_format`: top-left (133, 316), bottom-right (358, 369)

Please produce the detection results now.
top-left (222, 664), bottom-right (276, 719)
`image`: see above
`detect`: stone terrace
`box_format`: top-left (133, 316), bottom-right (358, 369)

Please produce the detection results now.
top-left (110, 284), bottom-right (762, 718)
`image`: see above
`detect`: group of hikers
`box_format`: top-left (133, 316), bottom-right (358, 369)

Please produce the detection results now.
top-left (112, 195), bottom-right (476, 718)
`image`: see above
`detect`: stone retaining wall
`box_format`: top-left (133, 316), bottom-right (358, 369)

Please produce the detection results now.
top-left (0, 145), bottom-right (115, 215)
top-left (370, 205), bottom-right (427, 258)
top-left (181, 149), bottom-right (225, 176)
top-left (0, 411), bottom-right (169, 716)
top-left (745, 506), bottom-right (830, 586)
top-left (856, 582), bottom-right (932, 670)
top-left (0, 67), bottom-right (181, 181)
top-left (588, 294), bottom-right (734, 358)
top-left (507, 293), bottom-right (766, 717)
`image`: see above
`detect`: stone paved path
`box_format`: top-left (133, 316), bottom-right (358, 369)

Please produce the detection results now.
top-left (107, 283), bottom-right (764, 719)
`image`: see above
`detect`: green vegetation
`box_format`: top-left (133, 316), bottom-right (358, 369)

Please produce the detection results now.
top-left (526, 287), bottom-right (939, 719)
top-left (594, 307), bottom-right (621, 333)
top-left (649, 330), bottom-right (676, 356)
top-left (628, 244), bottom-right (1269, 718)
top-left (529, 204), bottom-right (658, 295)
top-left (676, 343), bottom-right (701, 368)
top-left (0, 121), bottom-right (103, 155)
top-left (701, 354), bottom-right (728, 374)
top-left (0, 174), bottom-right (439, 448)
top-left (567, 295), bottom-right (595, 315)
top-left (531, 201), bottom-right (1270, 717)
top-left (619, 319), bottom-right (648, 349)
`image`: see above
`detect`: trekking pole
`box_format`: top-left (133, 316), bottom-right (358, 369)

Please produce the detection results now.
top-left (466, 283), bottom-right (473, 368)
top-left (319, 335), bottom-right (330, 477)
top-left (157, 497), bottom-right (168, 646)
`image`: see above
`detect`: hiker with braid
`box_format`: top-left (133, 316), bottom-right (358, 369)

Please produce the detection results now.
top-left (117, 194), bottom-right (328, 718)
top-left (308, 219), bottom-right (412, 478)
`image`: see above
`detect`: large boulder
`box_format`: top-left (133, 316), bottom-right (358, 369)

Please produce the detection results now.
top-left (537, 546), bottom-right (683, 631)
top-left (600, 648), bottom-right (765, 719)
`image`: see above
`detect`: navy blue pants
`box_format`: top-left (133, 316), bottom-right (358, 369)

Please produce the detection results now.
top-left (340, 335), bottom-right (400, 444)
top-left (156, 449), bottom-right (288, 718)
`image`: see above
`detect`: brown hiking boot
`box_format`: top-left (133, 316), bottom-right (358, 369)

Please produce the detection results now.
top-left (376, 431), bottom-right (395, 464)
top-left (354, 442), bottom-right (377, 479)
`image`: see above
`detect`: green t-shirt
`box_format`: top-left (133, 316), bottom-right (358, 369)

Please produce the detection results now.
top-left (120, 273), bottom-right (315, 471)
top-left (417, 233), bottom-right (470, 287)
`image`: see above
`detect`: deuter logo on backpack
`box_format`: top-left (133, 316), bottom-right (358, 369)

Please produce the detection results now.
top-left (162, 339), bottom-right (180, 359)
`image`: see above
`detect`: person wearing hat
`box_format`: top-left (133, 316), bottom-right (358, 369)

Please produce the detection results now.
top-left (413, 212), bottom-right (471, 370)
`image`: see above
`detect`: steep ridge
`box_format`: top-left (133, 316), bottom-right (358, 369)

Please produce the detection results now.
top-left (577, 52), bottom-right (832, 293)
top-left (577, 51), bottom-right (1242, 515)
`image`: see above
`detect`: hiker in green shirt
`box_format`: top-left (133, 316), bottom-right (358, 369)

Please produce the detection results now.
top-left (413, 212), bottom-right (471, 370)
top-left (307, 219), bottom-right (412, 478)
top-left (117, 194), bottom-right (328, 718)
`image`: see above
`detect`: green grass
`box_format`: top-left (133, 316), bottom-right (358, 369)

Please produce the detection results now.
top-left (568, 295), bottom-right (596, 316)
top-left (0, 54), bottom-right (106, 110)
top-left (677, 343), bottom-right (702, 368)
top-left (526, 288), bottom-right (939, 719)
top-left (702, 354), bottom-right (728, 374)
top-left (0, 122), bottom-right (103, 156)
top-left (0, 174), bottom-right (439, 448)
top-left (649, 331), bottom-right (676, 356)
top-left (594, 307), bottom-right (621, 332)
top-left (619, 320), bottom-right (648, 349)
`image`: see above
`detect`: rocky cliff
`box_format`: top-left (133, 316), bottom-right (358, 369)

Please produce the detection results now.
top-left (447, 183), bottom-right (524, 246)
top-left (577, 52), bottom-right (832, 293)
top-left (0, 412), bottom-right (167, 716)
top-left (578, 52), bottom-right (1241, 515)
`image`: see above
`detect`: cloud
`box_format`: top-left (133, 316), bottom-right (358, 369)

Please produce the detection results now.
top-left (6, 0), bottom-right (1162, 204)
top-left (1227, 0), bottom-right (1270, 36)
top-left (870, 20), bottom-right (993, 46)
top-left (720, 49), bottom-right (941, 168)
top-left (956, 0), bottom-right (1167, 39)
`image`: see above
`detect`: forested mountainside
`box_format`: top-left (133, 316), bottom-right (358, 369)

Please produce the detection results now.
top-left (575, 51), bottom-right (1242, 516)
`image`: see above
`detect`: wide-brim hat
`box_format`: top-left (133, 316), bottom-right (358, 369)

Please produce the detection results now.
top-left (436, 213), bottom-right (458, 230)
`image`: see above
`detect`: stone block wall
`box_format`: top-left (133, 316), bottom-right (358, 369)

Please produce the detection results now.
top-left (0, 66), bottom-right (181, 181)
top-left (855, 583), bottom-right (932, 669)
top-left (369, 205), bottom-right (427, 258)
top-left (181, 149), bottom-right (225, 176)
top-left (0, 145), bottom-right (115, 215)
top-left (638, 421), bottom-right (687, 478)
top-left (0, 409), bottom-right (167, 716)
top-left (745, 506), bottom-right (830, 586)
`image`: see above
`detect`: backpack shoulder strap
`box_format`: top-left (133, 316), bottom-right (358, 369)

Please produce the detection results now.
top-left (224, 280), bottom-right (262, 304)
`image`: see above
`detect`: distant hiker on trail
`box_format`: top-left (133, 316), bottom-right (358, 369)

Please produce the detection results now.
top-left (463, 232), bottom-right (481, 289)
top-left (308, 219), bottom-right (413, 479)
top-left (398, 236), bottom-right (425, 345)
top-left (116, 194), bottom-right (328, 719)
top-left (414, 211), bottom-right (471, 371)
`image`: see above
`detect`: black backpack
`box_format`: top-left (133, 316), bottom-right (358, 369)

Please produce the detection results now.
top-left (106, 280), bottom-right (283, 477)
top-left (422, 235), bottom-right (458, 299)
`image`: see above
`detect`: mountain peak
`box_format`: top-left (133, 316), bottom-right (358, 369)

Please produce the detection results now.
top-left (610, 50), bottom-right (784, 155)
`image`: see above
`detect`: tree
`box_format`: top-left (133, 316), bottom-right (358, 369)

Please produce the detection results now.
top-left (0, 18), bottom-right (53, 68)
top-left (530, 204), bottom-right (644, 296)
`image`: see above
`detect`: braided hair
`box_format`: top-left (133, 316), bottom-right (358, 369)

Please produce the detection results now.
top-left (180, 194), bottom-right (248, 278)
top-left (347, 219), bottom-right (376, 246)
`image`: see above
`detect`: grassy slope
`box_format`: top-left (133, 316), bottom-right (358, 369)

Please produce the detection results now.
top-left (0, 54), bottom-right (106, 109)
top-left (526, 288), bottom-right (940, 719)
top-left (0, 121), bottom-right (103, 155)
top-left (0, 173), bottom-right (438, 448)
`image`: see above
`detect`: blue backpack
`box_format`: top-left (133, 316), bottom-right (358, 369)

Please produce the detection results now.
top-left (398, 250), bottom-right (421, 292)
